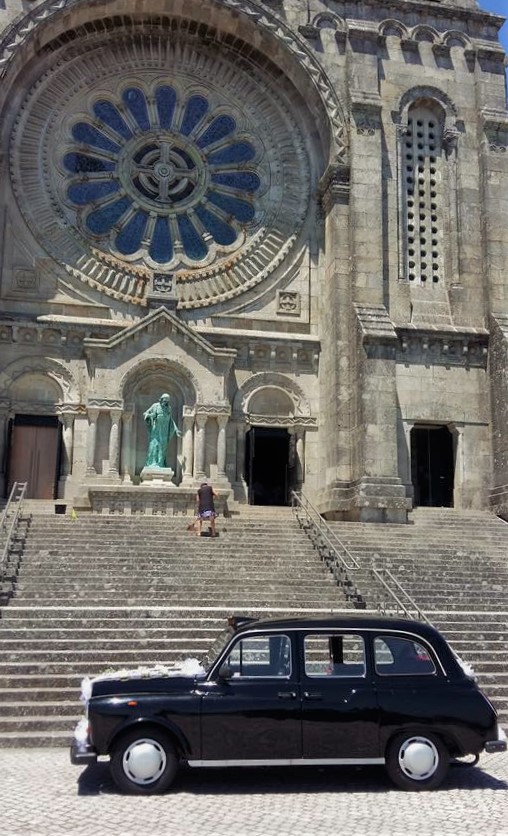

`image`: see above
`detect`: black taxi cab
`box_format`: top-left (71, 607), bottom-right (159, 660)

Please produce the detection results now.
top-left (70, 615), bottom-right (506, 793)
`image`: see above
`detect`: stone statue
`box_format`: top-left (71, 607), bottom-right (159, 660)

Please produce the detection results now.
top-left (143, 393), bottom-right (182, 468)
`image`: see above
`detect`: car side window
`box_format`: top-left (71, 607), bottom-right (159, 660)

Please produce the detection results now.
top-left (224, 634), bottom-right (292, 678)
top-left (374, 636), bottom-right (437, 676)
top-left (304, 634), bottom-right (366, 678)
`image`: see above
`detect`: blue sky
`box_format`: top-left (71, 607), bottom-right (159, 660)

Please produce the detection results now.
top-left (479, 0), bottom-right (507, 52)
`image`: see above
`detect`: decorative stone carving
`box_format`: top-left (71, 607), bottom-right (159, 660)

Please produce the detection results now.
top-left (277, 291), bottom-right (301, 316)
top-left (10, 30), bottom-right (311, 311)
top-left (318, 163), bottom-right (350, 213)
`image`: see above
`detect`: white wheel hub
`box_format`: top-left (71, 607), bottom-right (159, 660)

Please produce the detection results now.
top-left (122, 738), bottom-right (167, 785)
top-left (398, 737), bottom-right (439, 780)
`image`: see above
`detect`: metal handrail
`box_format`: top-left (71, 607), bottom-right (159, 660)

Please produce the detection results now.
top-left (371, 563), bottom-right (432, 625)
top-left (0, 481), bottom-right (27, 579)
top-left (291, 489), bottom-right (433, 624)
top-left (291, 490), bottom-right (360, 571)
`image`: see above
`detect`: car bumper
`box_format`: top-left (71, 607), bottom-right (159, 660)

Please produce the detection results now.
top-left (70, 741), bottom-right (98, 765)
top-left (484, 726), bottom-right (507, 754)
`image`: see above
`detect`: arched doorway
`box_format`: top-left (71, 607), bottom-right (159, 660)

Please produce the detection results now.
top-left (5, 373), bottom-right (65, 499)
top-left (410, 425), bottom-right (455, 507)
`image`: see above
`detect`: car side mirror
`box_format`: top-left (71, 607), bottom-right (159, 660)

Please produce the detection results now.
top-left (218, 663), bottom-right (233, 681)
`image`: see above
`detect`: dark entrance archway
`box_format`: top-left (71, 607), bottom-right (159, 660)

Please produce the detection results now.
top-left (7, 415), bottom-right (61, 499)
top-left (245, 427), bottom-right (290, 506)
top-left (410, 425), bottom-right (455, 507)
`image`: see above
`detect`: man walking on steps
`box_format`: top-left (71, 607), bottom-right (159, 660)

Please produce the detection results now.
top-left (196, 481), bottom-right (218, 538)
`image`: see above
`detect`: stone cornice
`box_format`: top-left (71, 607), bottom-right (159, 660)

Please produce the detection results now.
top-left (396, 325), bottom-right (489, 367)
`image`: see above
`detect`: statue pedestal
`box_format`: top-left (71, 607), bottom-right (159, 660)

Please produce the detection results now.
top-left (140, 466), bottom-right (174, 484)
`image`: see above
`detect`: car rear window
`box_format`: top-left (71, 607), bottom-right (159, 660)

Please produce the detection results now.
top-left (304, 634), bottom-right (366, 678)
top-left (374, 636), bottom-right (436, 676)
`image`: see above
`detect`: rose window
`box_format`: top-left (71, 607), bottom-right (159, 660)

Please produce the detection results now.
top-left (63, 87), bottom-right (261, 266)
top-left (10, 33), bottom-right (310, 307)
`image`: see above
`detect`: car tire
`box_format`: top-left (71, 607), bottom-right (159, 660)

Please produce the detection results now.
top-left (110, 727), bottom-right (178, 794)
top-left (385, 731), bottom-right (449, 791)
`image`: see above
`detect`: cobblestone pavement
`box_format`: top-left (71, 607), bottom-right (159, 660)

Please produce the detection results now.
top-left (1, 748), bottom-right (507, 836)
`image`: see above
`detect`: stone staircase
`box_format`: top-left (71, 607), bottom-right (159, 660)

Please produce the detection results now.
top-left (0, 508), bottom-right (354, 747)
top-left (1, 505), bottom-right (507, 746)
top-left (325, 508), bottom-right (508, 725)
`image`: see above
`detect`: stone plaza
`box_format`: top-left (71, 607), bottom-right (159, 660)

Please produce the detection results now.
top-left (1, 747), bottom-right (507, 836)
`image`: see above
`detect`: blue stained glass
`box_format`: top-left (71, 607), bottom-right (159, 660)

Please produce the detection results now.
top-left (93, 100), bottom-right (133, 140)
top-left (156, 86), bottom-right (177, 129)
top-left (63, 153), bottom-right (115, 174)
top-left (134, 143), bottom-right (158, 163)
top-left (149, 217), bottom-right (173, 263)
top-left (85, 196), bottom-right (132, 235)
top-left (123, 87), bottom-right (150, 132)
top-left (207, 191), bottom-right (255, 223)
top-left (180, 95), bottom-right (208, 136)
top-left (211, 172), bottom-right (260, 192)
top-left (196, 115), bottom-right (236, 149)
top-left (195, 206), bottom-right (237, 246)
top-left (177, 215), bottom-right (207, 261)
top-left (67, 180), bottom-right (120, 205)
top-left (115, 210), bottom-right (149, 255)
top-left (71, 123), bottom-right (121, 154)
top-left (207, 141), bottom-right (256, 165)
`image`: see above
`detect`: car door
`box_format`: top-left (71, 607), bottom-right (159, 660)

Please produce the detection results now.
top-left (300, 631), bottom-right (380, 760)
top-left (199, 631), bottom-right (302, 761)
top-left (372, 633), bottom-right (449, 749)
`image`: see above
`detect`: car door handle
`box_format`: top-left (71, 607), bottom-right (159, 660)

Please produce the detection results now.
top-left (304, 691), bottom-right (323, 700)
top-left (277, 691), bottom-right (297, 699)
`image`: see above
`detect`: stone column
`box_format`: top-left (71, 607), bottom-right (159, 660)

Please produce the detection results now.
top-left (0, 411), bottom-right (8, 497)
top-left (401, 421), bottom-right (415, 502)
top-left (86, 408), bottom-right (99, 475)
top-left (121, 412), bottom-right (133, 483)
top-left (295, 429), bottom-right (305, 487)
top-left (235, 422), bottom-right (246, 483)
top-left (108, 409), bottom-right (122, 477)
top-left (194, 413), bottom-right (207, 481)
top-left (216, 415), bottom-right (228, 480)
top-left (59, 414), bottom-right (74, 480)
top-left (181, 412), bottom-right (195, 485)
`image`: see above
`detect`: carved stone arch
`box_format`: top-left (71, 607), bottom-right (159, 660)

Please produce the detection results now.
top-left (443, 30), bottom-right (471, 48)
top-left (120, 357), bottom-right (200, 406)
top-left (379, 19), bottom-right (408, 39)
top-left (233, 372), bottom-right (311, 419)
top-left (0, 356), bottom-right (80, 404)
top-left (397, 86), bottom-right (459, 138)
top-left (0, 0), bottom-right (347, 165)
top-left (312, 12), bottom-right (346, 33)
top-left (411, 25), bottom-right (440, 44)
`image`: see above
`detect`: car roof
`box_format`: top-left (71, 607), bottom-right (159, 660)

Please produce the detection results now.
top-left (232, 614), bottom-right (443, 641)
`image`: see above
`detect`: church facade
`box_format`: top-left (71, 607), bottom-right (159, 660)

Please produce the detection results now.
top-left (0, 0), bottom-right (506, 521)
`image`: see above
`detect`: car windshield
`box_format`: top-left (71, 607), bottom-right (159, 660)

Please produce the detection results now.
top-left (201, 626), bottom-right (234, 670)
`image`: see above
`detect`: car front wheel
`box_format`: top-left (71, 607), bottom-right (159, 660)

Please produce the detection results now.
top-left (386, 732), bottom-right (449, 791)
top-left (110, 727), bottom-right (178, 794)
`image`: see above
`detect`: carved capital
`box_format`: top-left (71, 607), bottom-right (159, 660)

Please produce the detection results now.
top-left (318, 163), bottom-right (350, 213)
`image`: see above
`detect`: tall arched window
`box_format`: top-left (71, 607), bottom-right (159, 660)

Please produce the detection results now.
top-left (402, 104), bottom-right (444, 285)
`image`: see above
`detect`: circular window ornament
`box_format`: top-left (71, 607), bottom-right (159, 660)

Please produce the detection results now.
top-left (10, 33), bottom-right (311, 308)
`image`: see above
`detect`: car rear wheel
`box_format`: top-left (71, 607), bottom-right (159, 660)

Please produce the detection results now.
top-left (110, 727), bottom-right (178, 794)
top-left (386, 732), bottom-right (449, 791)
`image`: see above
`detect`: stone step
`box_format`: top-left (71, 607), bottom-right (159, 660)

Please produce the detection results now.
top-left (0, 730), bottom-right (73, 748)
top-left (0, 701), bottom-right (80, 717)
top-left (0, 716), bottom-right (81, 734)
top-left (7, 596), bottom-right (347, 608)
top-left (0, 638), bottom-right (214, 651)
top-left (0, 687), bottom-right (81, 701)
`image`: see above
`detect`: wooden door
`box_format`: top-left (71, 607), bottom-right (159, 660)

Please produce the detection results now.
top-left (9, 423), bottom-right (60, 499)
